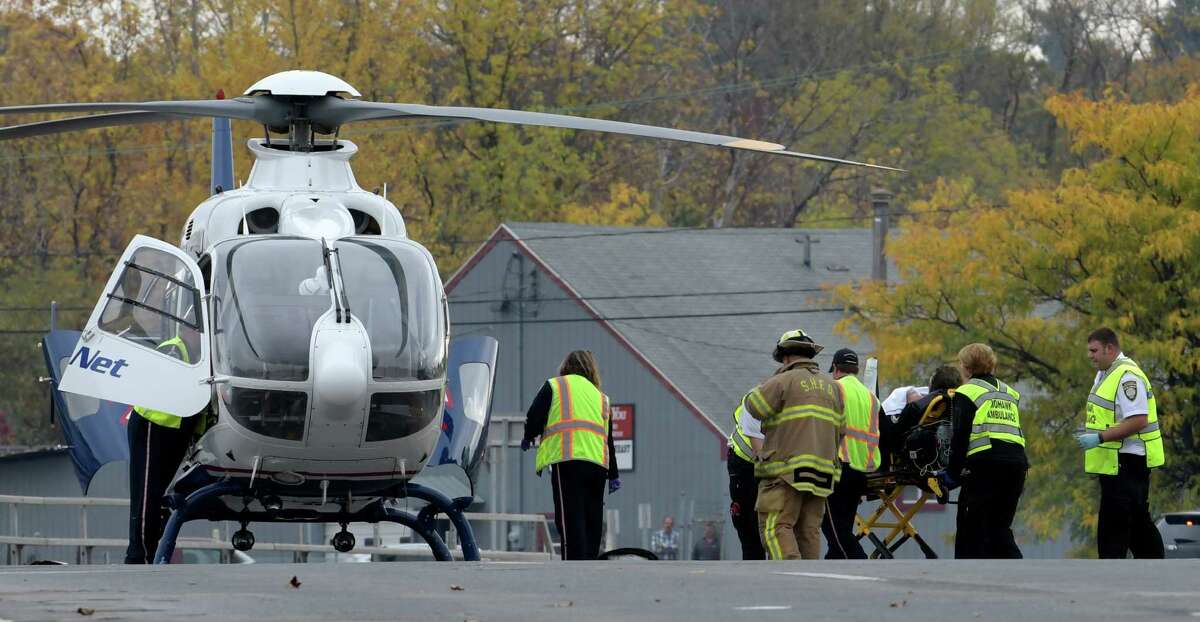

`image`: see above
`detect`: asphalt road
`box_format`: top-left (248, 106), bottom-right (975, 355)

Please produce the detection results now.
top-left (0, 560), bottom-right (1197, 621)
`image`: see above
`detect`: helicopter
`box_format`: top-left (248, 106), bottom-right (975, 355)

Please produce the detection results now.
top-left (15, 70), bottom-right (901, 563)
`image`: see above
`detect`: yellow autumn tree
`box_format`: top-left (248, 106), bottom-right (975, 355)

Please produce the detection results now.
top-left (835, 88), bottom-right (1200, 548)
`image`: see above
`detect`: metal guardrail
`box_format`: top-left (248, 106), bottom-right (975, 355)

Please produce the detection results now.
top-left (0, 495), bottom-right (556, 564)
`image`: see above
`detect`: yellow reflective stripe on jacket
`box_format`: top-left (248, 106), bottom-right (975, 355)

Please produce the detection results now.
top-left (1084, 360), bottom-right (1165, 474)
top-left (761, 404), bottom-right (842, 428)
top-left (133, 337), bottom-right (190, 429)
top-left (745, 387), bottom-right (774, 420)
top-left (755, 453), bottom-right (840, 478)
top-left (728, 404), bottom-right (756, 463)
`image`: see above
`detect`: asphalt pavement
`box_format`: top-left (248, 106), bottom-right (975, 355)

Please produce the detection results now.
top-left (0, 560), bottom-right (1197, 621)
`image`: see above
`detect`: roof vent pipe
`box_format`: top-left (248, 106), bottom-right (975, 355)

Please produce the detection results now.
top-left (871, 188), bottom-right (893, 282)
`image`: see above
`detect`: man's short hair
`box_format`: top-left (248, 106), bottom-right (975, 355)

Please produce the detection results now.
top-left (1087, 327), bottom-right (1120, 349)
top-left (930, 365), bottom-right (963, 392)
top-left (957, 343), bottom-right (997, 378)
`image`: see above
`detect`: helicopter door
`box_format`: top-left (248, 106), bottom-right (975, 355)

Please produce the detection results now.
top-left (431, 335), bottom-right (499, 478)
top-left (59, 235), bottom-right (212, 418)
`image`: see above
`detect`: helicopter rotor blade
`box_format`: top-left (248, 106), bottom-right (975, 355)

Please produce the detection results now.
top-left (309, 98), bottom-right (907, 172)
top-left (0, 98), bottom-right (280, 126)
top-left (0, 111), bottom-right (184, 141)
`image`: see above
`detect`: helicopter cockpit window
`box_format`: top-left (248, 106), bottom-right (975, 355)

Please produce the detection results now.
top-left (336, 238), bottom-right (446, 381)
top-left (97, 247), bottom-right (202, 361)
top-left (211, 238), bottom-right (328, 381)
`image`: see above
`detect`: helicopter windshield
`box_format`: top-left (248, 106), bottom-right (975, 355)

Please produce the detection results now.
top-left (211, 238), bottom-right (329, 381)
top-left (335, 238), bottom-right (446, 381)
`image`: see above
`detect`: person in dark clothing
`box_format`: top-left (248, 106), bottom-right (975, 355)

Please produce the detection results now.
top-left (125, 330), bottom-right (204, 564)
top-left (944, 343), bottom-right (1029, 559)
top-left (521, 350), bottom-right (620, 560)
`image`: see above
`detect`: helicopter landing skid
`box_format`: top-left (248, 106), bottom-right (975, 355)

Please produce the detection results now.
top-left (152, 478), bottom-right (479, 564)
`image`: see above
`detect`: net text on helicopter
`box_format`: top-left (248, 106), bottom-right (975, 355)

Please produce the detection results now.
top-left (13, 70), bottom-right (901, 563)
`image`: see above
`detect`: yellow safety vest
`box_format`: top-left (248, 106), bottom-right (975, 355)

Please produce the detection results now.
top-left (837, 375), bottom-right (880, 472)
top-left (133, 337), bottom-right (190, 430)
top-left (728, 399), bottom-right (756, 463)
top-left (955, 378), bottom-right (1024, 457)
top-left (1085, 359), bottom-right (1165, 475)
top-left (535, 375), bottom-right (610, 474)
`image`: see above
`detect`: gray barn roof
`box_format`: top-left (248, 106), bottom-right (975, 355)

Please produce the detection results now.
top-left (453, 222), bottom-right (879, 435)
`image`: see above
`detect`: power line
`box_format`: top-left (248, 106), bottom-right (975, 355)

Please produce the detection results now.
top-left (2, 306), bottom-right (847, 334)
top-left (449, 286), bottom-right (832, 305)
top-left (452, 306), bottom-right (842, 326)
top-left (612, 321), bottom-right (766, 355)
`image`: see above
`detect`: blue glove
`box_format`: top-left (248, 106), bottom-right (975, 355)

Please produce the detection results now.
top-left (520, 438), bottom-right (533, 452)
top-left (1076, 432), bottom-right (1102, 450)
top-left (608, 478), bottom-right (622, 494)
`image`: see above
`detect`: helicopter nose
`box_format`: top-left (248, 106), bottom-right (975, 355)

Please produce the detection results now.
top-left (314, 337), bottom-right (368, 414)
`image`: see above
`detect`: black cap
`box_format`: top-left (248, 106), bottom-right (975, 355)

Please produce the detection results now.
top-left (829, 348), bottom-right (859, 372)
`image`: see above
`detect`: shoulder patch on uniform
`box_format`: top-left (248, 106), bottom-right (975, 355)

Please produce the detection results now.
top-left (1122, 380), bottom-right (1138, 401)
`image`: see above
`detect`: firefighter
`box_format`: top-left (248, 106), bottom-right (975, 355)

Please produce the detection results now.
top-left (742, 329), bottom-right (846, 560)
top-left (521, 350), bottom-right (620, 560)
top-left (727, 396), bottom-right (765, 559)
top-left (125, 328), bottom-right (204, 564)
top-left (943, 343), bottom-right (1028, 559)
top-left (1076, 327), bottom-right (1165, 558)
top-left (821, 348), bottom-right (880, 559)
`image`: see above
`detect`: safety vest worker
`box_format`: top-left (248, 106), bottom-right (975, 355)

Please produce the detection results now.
top-left (125, 333), bottom-right (204, 564)
top-left (1076, 327), bottom-right (1166, 559)
top-left (945, 343), bottom-right (1028, 559)
top-left (727, 398), bottom-right (766, 560)
top-left (821, 348), bottom-right (879, 559)
top-left (521, 350), bottom-right (619, 560)
top-left (535, 374), bottom-right (611, 474)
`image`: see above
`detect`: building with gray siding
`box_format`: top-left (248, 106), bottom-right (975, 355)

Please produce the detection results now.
top-left (450, 222), bottom-right (1071, 559)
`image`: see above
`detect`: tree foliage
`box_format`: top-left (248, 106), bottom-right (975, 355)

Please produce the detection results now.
top-left (835, 88), bottom-right (1200, 542)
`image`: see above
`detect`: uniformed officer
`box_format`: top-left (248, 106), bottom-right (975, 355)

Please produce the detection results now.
top-left (521, 350), bottom-right (620, 560)
top-left (1075, 327), bottom-right (1165, 559)
top-left (125, 329), bottom-right (204, 564)
top-left (821, 348), bottom-right (880, 559)
top-left (944, 342), bottom-right (1028, 559)
top-left (727, 396), bottom-right (765, 559)
top-left (742, 329), bottom-right (845, 560)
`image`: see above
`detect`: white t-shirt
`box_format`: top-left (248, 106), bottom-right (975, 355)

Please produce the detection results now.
top-left (737, 405), bottom-right (764, 440)
top-left (1092, 354), bottom-right (1150, 456)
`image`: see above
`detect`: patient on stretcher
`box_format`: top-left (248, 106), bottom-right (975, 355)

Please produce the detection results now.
top-left (878, 365), bottom-right (963, 476)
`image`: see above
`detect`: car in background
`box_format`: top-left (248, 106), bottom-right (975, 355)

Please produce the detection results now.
top-left (1156, 510), bottom-right (1199, 558)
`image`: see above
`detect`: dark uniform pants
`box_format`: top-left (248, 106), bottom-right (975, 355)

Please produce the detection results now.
top-left (1097, 453), bottom-right (1165, 559)
top-left (125, 413), bottom-right (194, 564)
top-left (727, 452), bottom-right (765, 560)
top-left (822, 464), bottom-right (868, 559)
top-left (955, 460), bottom-right (1026, 559)
top-left (550, 460), bottom-right (608, 560)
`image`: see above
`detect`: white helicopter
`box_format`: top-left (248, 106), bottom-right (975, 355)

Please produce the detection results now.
top-left (17, 70), bottom-right (901, 562)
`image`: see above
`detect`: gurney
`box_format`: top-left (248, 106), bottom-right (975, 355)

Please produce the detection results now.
top-left (855, 469), bottom-right (947, 559)
top-left (852, 390), bottom-right (953, 559)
